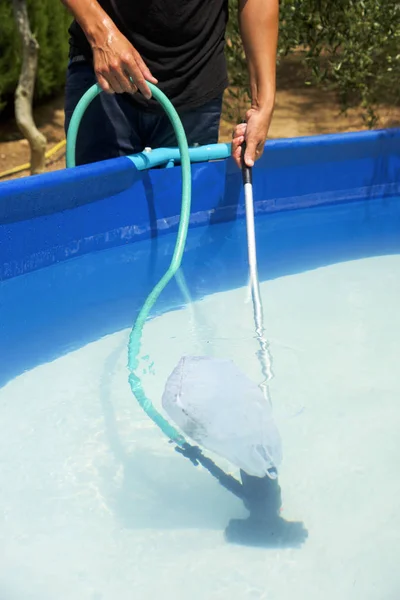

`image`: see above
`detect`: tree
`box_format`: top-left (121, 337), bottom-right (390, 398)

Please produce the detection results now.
top-left (279, 0), bottom-right (400, 126)
top-left (226, 0), bottom-right (400, 126)
top-left (0, 0), bottom-right (71, 115)
top-left (12, 0), bottom-right (46, 174)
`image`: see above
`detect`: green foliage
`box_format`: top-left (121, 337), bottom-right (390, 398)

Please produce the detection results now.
top-left (0, 0), bottom-right (72, 114)
top-left (0, 1), bottom-right (19, 112)
top-left (226, 0), bottom-right (400, 126)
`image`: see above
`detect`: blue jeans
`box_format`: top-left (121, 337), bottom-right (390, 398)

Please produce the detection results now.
top-left (64, 61), bottom-right (223, 166)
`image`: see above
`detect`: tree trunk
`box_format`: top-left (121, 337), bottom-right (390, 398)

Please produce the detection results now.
top-left (12, 0), bottom-right (46, 175)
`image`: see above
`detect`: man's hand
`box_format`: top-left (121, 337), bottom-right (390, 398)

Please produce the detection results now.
top-left (92, 28), bottom-right (158, 98)
top-left (231, 106), bottom-right (273, 168)
top-left (61, 0), bottom-right (157, 98)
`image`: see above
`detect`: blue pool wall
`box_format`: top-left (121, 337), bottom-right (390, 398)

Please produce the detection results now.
top-left (0, 129), bottom-right (400, 388)
top-left (1, 129), bottom-right (400, 281)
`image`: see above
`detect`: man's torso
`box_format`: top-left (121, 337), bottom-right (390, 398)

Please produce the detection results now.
top-left (68, 0), bottom-right (229, 111)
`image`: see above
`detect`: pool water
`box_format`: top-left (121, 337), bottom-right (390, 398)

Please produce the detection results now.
top-left (1, 198), bottom-right (400, 599)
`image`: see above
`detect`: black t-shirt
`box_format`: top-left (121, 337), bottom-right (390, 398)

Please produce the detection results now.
top-left (68, 0), bottom-right (229, 112)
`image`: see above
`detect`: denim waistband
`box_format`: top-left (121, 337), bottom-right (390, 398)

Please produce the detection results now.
top-left (68, 55), bottom-right (87, 65)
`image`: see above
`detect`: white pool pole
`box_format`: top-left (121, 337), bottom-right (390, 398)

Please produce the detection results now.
top-left (241, 143), bottom-right (273, 401)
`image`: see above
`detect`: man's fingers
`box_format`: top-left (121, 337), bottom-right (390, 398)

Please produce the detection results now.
top-left (231, 137), bottom-right (244, 168)
top-left (107, 71), bottom-right (126, 94)
top-left (231, 135), bottom-right (244, 166)
top-left (119, 70), bottom-right (139, 94)
top-left (233, 149), bottom-right (242, 169)
top-left (122, 59), bottom-right (152, 98)
top-left (232, 123), bottom-right (246, 139)
top-left (244, 136), bottom-right (258, 167)
top-left (113, 68), bottom-right (135, 94)
top-left (233, 146), bottom-right (242, 166)
top-left (134, 53), bottom-right (158, 85)
top-left (129, 70), bottom-right (151, 99)
top-left (231, 124), bottom-right (247, 168)
top-left (95, 62), bottom-right (125, 94)
top-left (245, 139), bottom-right (265, 167)
top-left (121, 52), bottom-right (153, 99)
top-left (102, 56), bottom-right (139, 94)
top-left (232, 134), bottom-right (244, 149)
top-left (256, 142), bottom-right (264, 159)
top-left (97, 74), bottom-right (113, 94)
top-left (97, 57), bottom-right (154, 97)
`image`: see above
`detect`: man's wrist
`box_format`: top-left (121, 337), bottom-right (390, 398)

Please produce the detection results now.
top-left (249, 79), bottom-right (275, 112)
top-left (250, 94), bottom-right (275, 114)
top-left (85, 16), bottom-right (117, 48)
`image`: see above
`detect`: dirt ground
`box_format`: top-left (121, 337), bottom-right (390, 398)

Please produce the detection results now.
top-left (1, 57), bottom-right (400, 181)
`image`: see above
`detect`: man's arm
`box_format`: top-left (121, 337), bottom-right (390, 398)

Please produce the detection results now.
top-left (232, 0), bottom-right (279, 167)
top-left (61, 0), bottom-right (157, 97)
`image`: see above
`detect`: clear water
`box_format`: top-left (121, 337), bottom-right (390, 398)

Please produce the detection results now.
top-left (1, 201), bottom-right (400, 599)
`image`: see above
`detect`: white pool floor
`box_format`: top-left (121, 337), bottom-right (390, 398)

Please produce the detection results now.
top-left (1, 254), bottom-right (400, 599)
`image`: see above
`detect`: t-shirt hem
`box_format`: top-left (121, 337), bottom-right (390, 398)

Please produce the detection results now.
top-left (129, 79), bottom-right (229, 113)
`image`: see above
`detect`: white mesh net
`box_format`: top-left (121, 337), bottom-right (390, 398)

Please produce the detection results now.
top-left (162, 355), bottom-right (282, 477)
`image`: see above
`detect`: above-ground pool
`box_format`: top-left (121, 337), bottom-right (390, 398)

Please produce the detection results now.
top-left (1, 130), bottom-right (400, 599)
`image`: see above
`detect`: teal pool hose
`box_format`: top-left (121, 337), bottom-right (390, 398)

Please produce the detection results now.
top-left (66, 82), bottom-right (190, 447)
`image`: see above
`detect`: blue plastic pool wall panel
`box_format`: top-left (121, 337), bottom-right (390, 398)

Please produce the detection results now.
top-left (1, 129), bottom-right (400, 389)
top-left (1, 129), bottom-right (400, 281)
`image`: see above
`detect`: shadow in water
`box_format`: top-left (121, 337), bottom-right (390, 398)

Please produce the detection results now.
top-left (225, 515), bottom-right (308, 549)
top-left (225, 471), bottom-right (308, 548)
top-left (99, 338), bottom-right (308, 548)
top-left (99, 338), bottom-right (244, 531)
